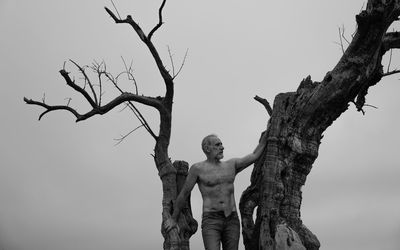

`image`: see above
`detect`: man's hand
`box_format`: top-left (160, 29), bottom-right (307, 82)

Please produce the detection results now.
top-left (259, 130), bottom-right (267, 142)
top-left (164, 217), bottom-right (179, 232)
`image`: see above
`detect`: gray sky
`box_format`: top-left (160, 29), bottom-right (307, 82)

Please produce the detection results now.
top-left (1, 0), bottom-right (400, 249)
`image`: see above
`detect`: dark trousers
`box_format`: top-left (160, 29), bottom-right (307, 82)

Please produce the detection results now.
top-left (201, 211), bottom-right (240, 250)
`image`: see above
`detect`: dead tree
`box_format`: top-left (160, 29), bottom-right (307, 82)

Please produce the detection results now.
top-left (240, 1), bottom-right (400, 249)
top-left (24, 1), bottom-right (197, 250)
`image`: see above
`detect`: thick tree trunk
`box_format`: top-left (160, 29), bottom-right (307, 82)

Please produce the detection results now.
top-left (240, 1), bottom-right (400, 249)
top-left (156, 99), bottom-right (198, 250)
top-left (240, 93), bottom-right (321, 250)
top-left (160, 161), bottom-right (198, 250)
top-left (241, 91), bottom-right (322, 250)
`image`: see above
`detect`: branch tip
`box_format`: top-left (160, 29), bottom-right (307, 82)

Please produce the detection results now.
top-left (105, 7), bottom-right (118, 21)
top-left (254, 95), bottom-right (273, 116)
top-left (148, 0), bottom-right (167, 40)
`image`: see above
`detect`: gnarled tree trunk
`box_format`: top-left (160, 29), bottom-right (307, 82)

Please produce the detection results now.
top-left (161, 161), bottom-right (198, 249)
top-left (240, 1), bottom-right (400, 249)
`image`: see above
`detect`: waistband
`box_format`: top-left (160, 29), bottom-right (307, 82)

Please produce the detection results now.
top-left (202, 210), bottom-right (238, 218)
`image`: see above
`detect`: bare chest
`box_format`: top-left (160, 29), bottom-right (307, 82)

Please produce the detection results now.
top-left (198, 166), bottom-right (235, 187)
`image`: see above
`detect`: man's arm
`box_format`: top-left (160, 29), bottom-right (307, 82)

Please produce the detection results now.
top-left (164, 164), bottom-right (199, 231)
top-left (232, 131), bottom-right (267, 174)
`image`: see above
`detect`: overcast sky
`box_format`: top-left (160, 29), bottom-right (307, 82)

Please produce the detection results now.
top-left (1, 0), bottom-right (400, 249)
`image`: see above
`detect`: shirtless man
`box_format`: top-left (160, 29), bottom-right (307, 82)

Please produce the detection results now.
top-left (165, 132), bottom-right (267, 250)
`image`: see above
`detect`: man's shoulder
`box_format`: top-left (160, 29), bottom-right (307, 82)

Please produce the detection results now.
top-left (190, 160), bottom-right (215, 173)
top-left (187, 161), bottom-right (201, 174)
top-left (190, 161), bottom-right (207, 170)
top-left (225, 158), bottom-right (239, 167)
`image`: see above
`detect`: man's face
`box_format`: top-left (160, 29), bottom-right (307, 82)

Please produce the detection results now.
top-left (207, 136), bottom-right (224, 160)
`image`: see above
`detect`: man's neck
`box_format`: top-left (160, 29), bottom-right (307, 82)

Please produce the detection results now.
top-left (206, 157), bottom-right (221, 164)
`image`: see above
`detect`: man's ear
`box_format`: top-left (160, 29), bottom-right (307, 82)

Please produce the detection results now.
top-left (204, 145), bottom-right (210, 154)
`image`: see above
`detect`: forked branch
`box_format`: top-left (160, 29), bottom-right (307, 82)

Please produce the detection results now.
top-left (59, 69), bottom-right (97, 108)
top-left (102, 63), bottom-right (157, 139)
top-left (24, 97), bottom-right (81, 121)
top-left (148, 0), bottom-right (167, 40)
top-left (25, 90), bottom-right (162, 123)
top-left (167, 46), bottom-right (189, 79)
top-left (104, 1), bottom-right (174, 99)
top-left (69, 60), bottom-right (99, 105)
top-left (24, 61), bottom-right (163, 125)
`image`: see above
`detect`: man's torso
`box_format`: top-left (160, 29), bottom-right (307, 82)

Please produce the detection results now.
top-left (195, 160), bottom-right (237, 216)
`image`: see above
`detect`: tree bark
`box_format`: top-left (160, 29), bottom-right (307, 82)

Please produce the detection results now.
top-left (161, 161), bottom-right (198, 250)
top-left (240, 1), bottom-right (400, 249)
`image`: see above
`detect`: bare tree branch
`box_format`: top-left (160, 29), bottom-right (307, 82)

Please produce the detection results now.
top-left (110, 0), bottom-right (121, 20)
top-left (351, 100), bottom-right (378, 115)
top-left (69, 60), bottom-right (99, 105)
top-left (167, 46), bottom-right (176, 77)
top-left (382, 69), bottom-right (400, 77)
top-left (27, 57), bottom-right (159, 140)
top-left (254, 95), bottom-right (272, 116)
top-left (25, 90), bottom-right (162, 122)
top-left (382, 31), bottom-right (400, 52)
top-left (64, 97), bottom-right (72, 106)
top-left (334, 26), bottom-right (352, 54)
top-left (120, 56), bottom-right (138, 94)
top-left (340, 25), bottom-right (351, 45)
top-left (103, 70), bottom-right (158, 140)
top-left (26, 1), bottom-right (177, 177)
top-left (148, 0), bottom-right (167, 41)
top-left (90, 60), bottom-right (106, 106)
top-left (104, 4), bottom-right (193, 242)
top-left (104, 5), bottom-right (174, 99)
top-left (59, 69), bottom-right (97, 108)
top-left (24, 97), bottom-right (82, 120)
top-left (114, 124), bottom-right (145, 145)
top-left (167, 47), bottom-right (189, 79)
top-left (337, 26), bottom-right (346, 54)
top-left (364, 103), bottom-right (378, 109)
top-left (338, 27), bottom-right (345, 54)
top-left (104, 8), bottom-right (147, 40)
top-left (173, 48), bottom-right (189, 80)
